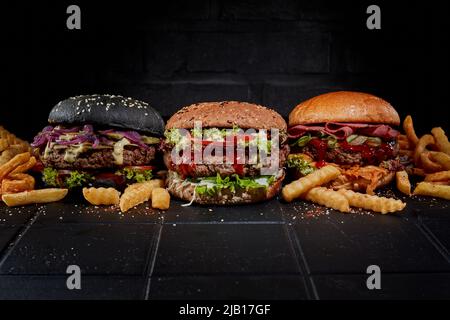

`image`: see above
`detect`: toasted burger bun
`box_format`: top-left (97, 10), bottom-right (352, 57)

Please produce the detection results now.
top-left (166, 101), bottom-right (287, 131)
top-left (48, 94), bottom-right (165, 136)
top-left (289, 91), bottom-right (400, 126)
top-left (166, 170), bottom-right (285, 205)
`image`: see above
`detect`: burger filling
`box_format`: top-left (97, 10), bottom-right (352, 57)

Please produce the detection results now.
top-left (288, 122), bottom-right (400, 167)
top-left (164, 127), bottom-right (287, 203)
top-left (163, 127), bottom-right (288, 178)
top-left (31, 125), bottom-right (160, 188)
top-left (288, 122), bottom-right (407, 194)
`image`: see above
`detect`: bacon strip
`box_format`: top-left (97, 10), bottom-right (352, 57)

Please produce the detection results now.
top-left (288, 122), bottom-right (399, 140)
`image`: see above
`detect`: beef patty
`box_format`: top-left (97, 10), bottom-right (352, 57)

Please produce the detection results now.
top-left (164, 143), bottom-right (289, 177)
top-left (40, 145), bottom-right (156, 170)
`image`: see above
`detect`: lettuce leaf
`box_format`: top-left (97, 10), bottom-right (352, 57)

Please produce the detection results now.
top-left (42, 168), bottom-right (58, 187)
top-left (116, 167), bottom-right (153, 183)
top-left (194, 173), bottom-right (274, 196)
top-left (65, 171), bottom-right (92, 188)
top-left (287, 155), bottom-right (315, 176)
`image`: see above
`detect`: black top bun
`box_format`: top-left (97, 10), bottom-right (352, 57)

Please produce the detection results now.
top-left (48, 94), bottom-right (165, 136)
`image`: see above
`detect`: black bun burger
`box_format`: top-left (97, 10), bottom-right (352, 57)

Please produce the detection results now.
top-left (31, 94), bottom-right (164, 189)
top-left (163, 101), bottom-right (289, 205)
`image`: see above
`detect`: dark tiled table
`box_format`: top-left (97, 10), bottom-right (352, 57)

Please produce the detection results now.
top-left (0, 191), bottom-right (449, 300)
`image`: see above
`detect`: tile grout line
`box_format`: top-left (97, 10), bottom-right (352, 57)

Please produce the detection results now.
top-left (0, 207), bottom-right (41, 268)
top-left (413, 215), bottom-right (450, 264)
top-left (143, 220), bottom-right (164, 300)
top-left (283, 223), bottom-right (319, 300)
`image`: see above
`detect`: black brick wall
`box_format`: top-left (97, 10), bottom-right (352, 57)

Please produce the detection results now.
top-left (1, 0), bottom-right (448, 139)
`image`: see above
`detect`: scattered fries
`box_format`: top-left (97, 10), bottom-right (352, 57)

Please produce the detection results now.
top-left (414, 134), bottom-right (435, 165)
top-left (338, 189), bottom-right (406, 214)
top-left (11, 156), bottom-right (36, 174)
top-left (424, 170), bottom-right (450, 182)
top-left (396, 171), bottom-right (411, 195)
top-left (119, 179), bottom-right (164, 212)
top-left (0, 127), bottom-right (30, 165)
top-left (83, 187), bottom-right (120, 206)
top-left (151, 188), bottom-right (170, 210)
top-left (420, 152), bottom-right (443, 173)
top-left (431, 127), bottom-right (450, 155)
top-left (429, 151), bottom-right (450, 170)
top-left (403, 115), bottom-right (419, 146)
top-left (0, 152), bottom-right (31, 182)
top-left (413, 182), bottom-right (450, 200)
top-left (282, 165), bottom-right (340, 202)
top-left (1, 173), bottom-right (35, 194)
top-left (2, 188), bottom-right (68, 207)
top-left (399, 115), bottom-right (450, 198)
top-left (304, 187), bottom-right (350, 213)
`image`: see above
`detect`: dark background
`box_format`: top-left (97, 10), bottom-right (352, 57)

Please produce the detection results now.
top-left (1, 0), bottom-right (448, 140)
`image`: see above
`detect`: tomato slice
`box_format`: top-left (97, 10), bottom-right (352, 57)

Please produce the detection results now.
top-left (31, 161), bottom-right (45, 172)
top-left (94, 172), bottom-right (126, 186)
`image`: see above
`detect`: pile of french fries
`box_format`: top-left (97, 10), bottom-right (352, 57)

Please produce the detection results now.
top-left (0, 126), bottom-right (31, 165)
top-left (397, 115), bottom-right (450, 200)
top-left (0, 152), bottom-right (68, 207)
top-left (282, 165), bottom-right (406, 214)
top-left (83, 179), bottom-right (170, 212)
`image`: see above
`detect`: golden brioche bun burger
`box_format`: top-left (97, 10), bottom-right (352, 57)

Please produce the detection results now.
top-left (287, 91), bottom-right (402, 194)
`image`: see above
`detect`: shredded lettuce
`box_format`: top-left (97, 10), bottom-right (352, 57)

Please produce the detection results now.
top-left (164, 128), bottom-right (183, 145)
top-left (194, 173), bottom-right (274, 196)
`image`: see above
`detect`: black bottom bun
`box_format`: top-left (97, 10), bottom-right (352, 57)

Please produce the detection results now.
top-left (167, 170), bottom-right (285, 205)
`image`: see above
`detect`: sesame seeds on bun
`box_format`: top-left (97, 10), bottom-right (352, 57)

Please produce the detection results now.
top-left (165, 101), bottom-right (287, 131)
top-left (48, 94), bottom-right (165, 136)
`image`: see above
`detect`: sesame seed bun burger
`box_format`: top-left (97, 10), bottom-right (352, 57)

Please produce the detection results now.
top-left (287, 91), bottom-right (405, 194)
top-left (31, 94), bottom-right (164, 189)
top-left (163, 101), bottom-right (289, 205)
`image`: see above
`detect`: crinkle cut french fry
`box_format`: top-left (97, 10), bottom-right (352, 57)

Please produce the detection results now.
top-left (304, 187), bottom-right (350, 213)
top-left (83, 187), bottom-right (120, 206)
top-left (282, 165), bottom-right (341, 202)
top-left (338, 189), bottom-right (406, 214)
top-left (413, 182), bottom-right (450, 200)
top-left (119, 180), bottom-right (164, 212)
